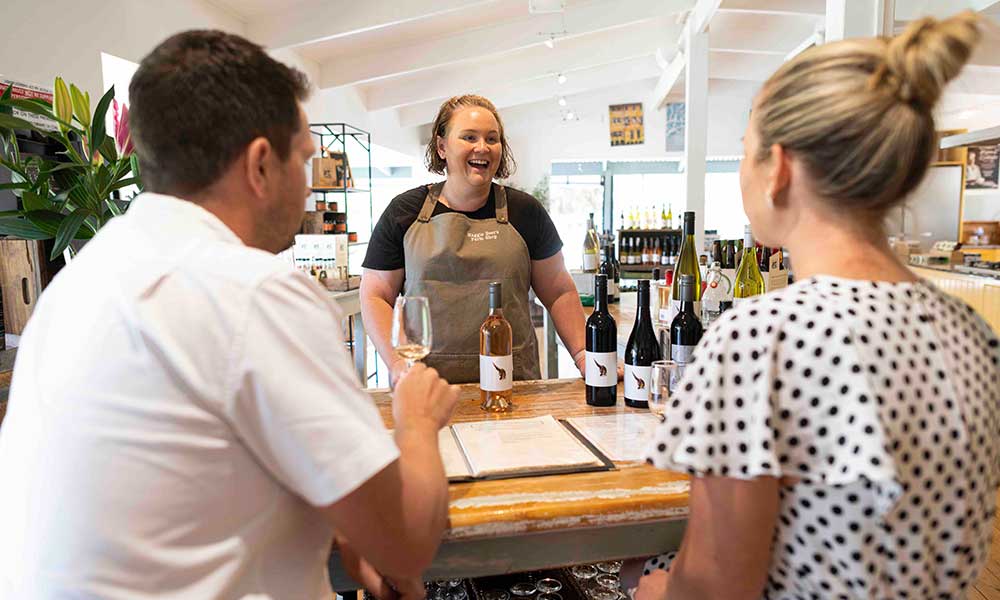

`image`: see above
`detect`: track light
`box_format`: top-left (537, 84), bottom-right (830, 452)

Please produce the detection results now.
top-left (558, 96), bottom-right (567, 107)
top-left (557, 73), bottom-right (567, 85)
top-left (544, 36), bottom-right (555, 49)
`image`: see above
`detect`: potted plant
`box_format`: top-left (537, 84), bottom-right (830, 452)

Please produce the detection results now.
top-left (0, 77), bottom-right (141, 261)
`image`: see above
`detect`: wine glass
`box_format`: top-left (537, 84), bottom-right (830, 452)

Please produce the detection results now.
top-left (649, 360), bottom-right (682, 420)
top-left (391, 296), bottom-right (432, 368)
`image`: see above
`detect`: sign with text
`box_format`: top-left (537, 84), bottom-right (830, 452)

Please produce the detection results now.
top-left (966, 145), bottom-right (999, 189)
top-left (609, 103), bottom-right (644, 147)
top-left (0, 77), bottom-right (57, 132)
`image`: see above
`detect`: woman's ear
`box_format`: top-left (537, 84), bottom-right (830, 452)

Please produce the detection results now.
top-left (767, 143), bottom-right (792, 201)
top-left (436, 136), bottom-right (446, 161)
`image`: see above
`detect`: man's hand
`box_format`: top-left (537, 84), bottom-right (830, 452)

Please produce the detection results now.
top-left (337, 535), bottom-right (402, 600)
top-left (392, 363), bottom-right (459, 433)
top-left (634, 569), bottom-right (670, 600)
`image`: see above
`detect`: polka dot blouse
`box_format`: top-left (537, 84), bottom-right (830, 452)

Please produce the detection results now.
top-left (645, 275), bottom-right (1000, 599)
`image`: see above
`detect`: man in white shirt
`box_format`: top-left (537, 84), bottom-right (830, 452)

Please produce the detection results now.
top-left (0, 30), bottom-right (458, 600)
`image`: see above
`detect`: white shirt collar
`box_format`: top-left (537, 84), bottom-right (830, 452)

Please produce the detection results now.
top-left (126, 192), bottom-right (246, 247)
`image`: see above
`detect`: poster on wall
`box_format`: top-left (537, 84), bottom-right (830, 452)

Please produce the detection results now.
top-left (665, 102), bottom-right (685, 152)
top-left (0, 77), bottom-right (57, 132)
top-left (609, 103), bottom-right (644, 146)
top-left (966, 144), bottom-right (999, 189)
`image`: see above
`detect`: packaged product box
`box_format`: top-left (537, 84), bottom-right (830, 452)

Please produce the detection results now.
top-left (311, 151), bottom-right (353, 189)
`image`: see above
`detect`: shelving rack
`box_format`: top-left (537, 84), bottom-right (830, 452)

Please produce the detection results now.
top-left (308, 122), bottom-right (373, 247)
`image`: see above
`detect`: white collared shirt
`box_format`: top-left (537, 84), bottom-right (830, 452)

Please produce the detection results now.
top-left (0, 193), bottom-right (399, 599)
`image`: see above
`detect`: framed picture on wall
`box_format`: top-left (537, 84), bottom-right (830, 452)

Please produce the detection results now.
top-left (965, 144), bottom-right (999, 189)
top-left (608, 103), bottom-right (644, 146)
top-left (665, 102), bottom-right (685, 152)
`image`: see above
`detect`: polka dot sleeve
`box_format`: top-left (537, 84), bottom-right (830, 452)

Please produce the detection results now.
top-left (645, 293), bottom-right (903, 512)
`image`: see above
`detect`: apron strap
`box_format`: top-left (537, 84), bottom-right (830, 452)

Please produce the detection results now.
top-left (494, 184), bottom-right (509, 224)
top-left (418, 183), bottom-right (444, 223)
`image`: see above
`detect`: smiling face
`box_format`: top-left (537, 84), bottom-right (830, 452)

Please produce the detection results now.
top-left (436, 106), bottom-right (503, 189)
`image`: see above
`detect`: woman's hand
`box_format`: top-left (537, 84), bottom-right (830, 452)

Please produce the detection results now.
top-left (573, 350), bottom-right (624, 380)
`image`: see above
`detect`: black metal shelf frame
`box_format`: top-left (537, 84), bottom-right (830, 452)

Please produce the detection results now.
top-left (308, 122), bottom-right (374, 240)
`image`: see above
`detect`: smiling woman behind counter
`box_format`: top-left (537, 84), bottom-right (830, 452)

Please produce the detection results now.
top-left (360, 94), bottom-right (588, 386)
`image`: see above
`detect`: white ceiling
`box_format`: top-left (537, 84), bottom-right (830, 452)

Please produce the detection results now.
top-left (219, 0), bottom-right (1000, 130)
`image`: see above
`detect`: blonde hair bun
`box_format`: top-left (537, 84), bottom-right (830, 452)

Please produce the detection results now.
top-left (881, 10), bottom-right (982, 110)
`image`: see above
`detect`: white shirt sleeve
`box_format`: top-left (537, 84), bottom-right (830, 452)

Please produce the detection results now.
top-left (224, 270), bottom-right (399, 507)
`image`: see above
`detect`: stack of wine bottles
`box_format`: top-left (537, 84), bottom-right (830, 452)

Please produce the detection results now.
top-left (618, 231), bottom-right (681, 269)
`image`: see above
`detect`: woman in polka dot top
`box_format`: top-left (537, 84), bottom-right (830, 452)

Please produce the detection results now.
top-left (636, 11), bottom-right (999, 600)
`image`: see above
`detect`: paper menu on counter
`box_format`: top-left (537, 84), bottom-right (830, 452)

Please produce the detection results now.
top-left (439, 428), bottom-right (473, 480)
top-left (450, 415), bottom-right (606, 478)
top-left (565, 413), bottom-right (660, 462)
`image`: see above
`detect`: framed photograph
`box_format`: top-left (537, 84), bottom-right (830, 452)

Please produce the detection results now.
top-left (609, 103), bottom-right (644, 147)
top-left (665, 102), bottom-right (685, 152)
top-left (965, 144), bottom-right (999, 189)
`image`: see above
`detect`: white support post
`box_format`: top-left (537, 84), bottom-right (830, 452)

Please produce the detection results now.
top-left (825, 0), bottom-right (884, 42)
top-left (683, 17), bottom-right (709, 256)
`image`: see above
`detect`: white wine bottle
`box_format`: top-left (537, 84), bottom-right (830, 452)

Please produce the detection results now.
top-left (480, 282), bottom-right (514, 412)
top-left (670, 212), bottom-right (702, 317)
top-left (733, 225), bottom-right (765, 304)
top-left (582, 212), bottom-right (600, 272)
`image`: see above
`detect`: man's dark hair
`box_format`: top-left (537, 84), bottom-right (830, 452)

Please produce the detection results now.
top-left (129, 30), bottom-right (310, 195)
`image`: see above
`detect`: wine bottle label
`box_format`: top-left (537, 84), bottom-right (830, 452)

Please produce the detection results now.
top-left (721, 269), bottom-right (737, 300)
top-left (659, 305), bottom-right (676, 324)
top-left (671, 344), bottom-right (696, 365)
top-left (585, 351), bottom-right (617, 387)
top-left (480, 354), bottom-right (513, 391)
top-left (624, 364), bottom-right (651, 402)
top-left (583, 254), bottom-right (599, 270)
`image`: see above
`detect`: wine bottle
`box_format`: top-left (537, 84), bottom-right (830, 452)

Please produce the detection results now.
top-left (734, 225), bottom-right (765, 304)
top-left (480, 282), bottom-right (514, 412)
top-left (670, 274), bottom-right (704, 366)
top-left (650, 267), bottom-right (662, 325)
top-left (758, 245), bottom-right (771, 273)
top-left (670, 212), bottom-right (702, 317)
top-left (721, 240), bottom-right (737, 305)
top-left (624, 279), bottom-right (661, 408)
top-left (586, 274), bottom-right (617, 407)
top-left (599, 245), bottom-right (618, 303)
top-left (665, 204), bottom-right (673, 230)
top-left (611, 243), bottom-right (621, 303)
top-left (583, 212), bottom-right (600, 272)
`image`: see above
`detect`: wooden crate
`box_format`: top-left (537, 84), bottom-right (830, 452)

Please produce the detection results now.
top-left (0, 239), bottom-right (60, 335)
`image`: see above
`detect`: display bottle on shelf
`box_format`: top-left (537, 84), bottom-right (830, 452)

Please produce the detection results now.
top-left (612, 243), bottom-right (621, 301)
top-left (661, 237), bottom-right (670, 267)
top-left (480, 282), bottom-right (514, 412)
top-left (721, 240), bottom-right (737, 305)
top-left (638, 238), bottom-right (647, 265)
top-left (586, 274), bottom-right (618, 407)
top-left (663, 204), bottom-right (672, 230)
top-left (651, 238), bottom-right (661, 266)
top-left (624, 279), bottom-right (661, 408)
top-left (619, 212), bottom-right (625, 234)
top-left (670, 274), bottom-right (704, 366)
top-left (733, 225), bottom-right (765, 304)
top-left (583, 213), bottom-right (600, 272)
top-left (599, 245), bottom-right (619, 303)
top-left (670, 212), bottom-right (702, 317)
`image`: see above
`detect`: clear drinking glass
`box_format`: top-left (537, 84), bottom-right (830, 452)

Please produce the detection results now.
top-left (536, 579), bottom-right (562, 593)
top-left (649, 360), bottom-right (682, 420)
top-left (571, 565), bottom-right (598, 580)
top-left (391, 296), bottom-right (432, 367)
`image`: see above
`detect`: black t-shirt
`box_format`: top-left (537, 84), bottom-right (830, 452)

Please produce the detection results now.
top-left (362, 184), bottom-right (564, 271)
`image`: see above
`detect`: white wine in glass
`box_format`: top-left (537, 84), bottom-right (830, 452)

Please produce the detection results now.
top-left (392, 296), bottom-right (432, 368)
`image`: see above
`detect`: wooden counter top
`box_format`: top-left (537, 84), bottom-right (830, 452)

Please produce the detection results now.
top-left (371, 378), bottom-right (689, 543)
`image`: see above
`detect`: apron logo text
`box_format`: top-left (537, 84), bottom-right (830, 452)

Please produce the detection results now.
top-left (467, 230), bottom-right (500, 242)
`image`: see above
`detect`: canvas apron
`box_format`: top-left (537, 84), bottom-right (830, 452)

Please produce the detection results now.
top-left (402, 182), bottom-right (541, 384)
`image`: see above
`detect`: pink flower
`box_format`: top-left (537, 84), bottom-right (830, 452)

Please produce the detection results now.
top-left (112, 99), bottom-right (134, 157)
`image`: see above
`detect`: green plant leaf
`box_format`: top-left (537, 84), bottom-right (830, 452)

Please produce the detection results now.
top-left (109, 176), bottom-right (140, 192)
top-left (98, 134), bottom-right (118, 162)
top-left (21, 191), bottom-right (51, 212)
top-left (0, 113), bottom-right (41, 134)
top-left (0, 182), bottom-right (30, 191)
top-left (89, 86), bottom-right (115, 158)
top-left (25, 209), bottom-right (63, 236)
top-left (51, 207), bottom-right (90, 259)
top-left (0, 217), bottom-right (50, 240)
top-left (53, 77), bottom-right (73, 134)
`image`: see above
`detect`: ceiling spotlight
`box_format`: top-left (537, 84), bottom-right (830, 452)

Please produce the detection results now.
top-left (544, 36), bottom-right (555, 49)
top-left (558, 96), bottom-right (567, 107)
top-left (557, 73), bottom-right (567, 85)
top-left (565, 110), bottom-right (575, 121)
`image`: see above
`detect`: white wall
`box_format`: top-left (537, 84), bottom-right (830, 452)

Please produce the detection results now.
top-left (0, 0), bottom-right (246, 99)
top-left (503, 78), bottom-right (755, 192)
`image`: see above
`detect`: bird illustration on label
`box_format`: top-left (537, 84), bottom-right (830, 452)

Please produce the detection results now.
top-left (492, 362), bottom-right (507, 381)
top-left (594, 360), bottom-right (608, 377)
top-left (632, 372), bottom-right (645, 389)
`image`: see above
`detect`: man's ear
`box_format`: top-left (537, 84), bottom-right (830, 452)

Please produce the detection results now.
top-left (244, 137), bottom-right (273, 199)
